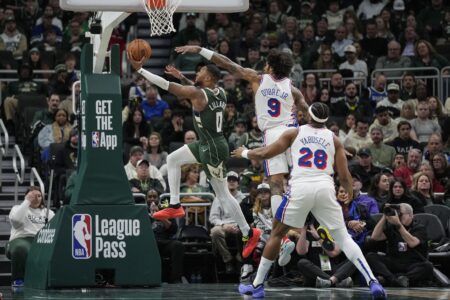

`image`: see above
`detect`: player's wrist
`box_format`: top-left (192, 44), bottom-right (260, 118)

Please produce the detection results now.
top-left (241, 149), bottom-right (249, 159)
top-left (199, 48), bottom-right (214, 60)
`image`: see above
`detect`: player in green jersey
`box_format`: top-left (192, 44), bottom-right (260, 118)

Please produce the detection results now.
top-left (128, 56), bottom-right (261, 256)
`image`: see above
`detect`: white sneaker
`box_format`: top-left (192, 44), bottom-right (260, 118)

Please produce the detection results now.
top-left (240, 264), bottom-right (254, 282)
top-left (278, 239), bottom-right (295, 266)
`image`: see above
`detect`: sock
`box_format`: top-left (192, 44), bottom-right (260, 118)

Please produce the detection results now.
top-left (166, 145), bottom-right (197, 206)
top-left (330, 227), bottom-right (376, 285)
top-left (210, 178), bottom-right (250, 236)
top-left (252, 256), bottom-right (274, 287)
top-left (271, 195), bottom-right (282, 217)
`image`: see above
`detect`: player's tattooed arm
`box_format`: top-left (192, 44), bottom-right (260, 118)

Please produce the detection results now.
top-left (165, 65), bottom-right (194, 86)
top-left (174, 45), bottom-right (259, 82)
top-left (292, 86), bottom-right (308, 113)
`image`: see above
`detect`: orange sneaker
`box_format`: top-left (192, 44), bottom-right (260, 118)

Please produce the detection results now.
top-left (152, 207), bottom-right (185, 220)
top-left (242, 228), bottom-right (262, 258)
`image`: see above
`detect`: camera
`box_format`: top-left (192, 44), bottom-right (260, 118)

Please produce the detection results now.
top-left (383, 204), bottom-right (401, 216)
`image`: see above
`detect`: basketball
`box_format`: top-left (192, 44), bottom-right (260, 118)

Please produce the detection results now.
top-left (127, 39), bottom-right (152, 61)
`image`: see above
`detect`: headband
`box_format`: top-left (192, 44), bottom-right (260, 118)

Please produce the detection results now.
top-left (308, 106), bottom-right (328, 123)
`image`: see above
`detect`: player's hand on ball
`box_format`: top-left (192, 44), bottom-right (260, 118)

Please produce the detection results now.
top-left (84, 233), bottom-right (91, 240)
top-left (127, 52), bottom-right (146, 70)
top-left (174, 45), bottom-right (201, 55)
top-left (231, 147), bottom-right (245, 158)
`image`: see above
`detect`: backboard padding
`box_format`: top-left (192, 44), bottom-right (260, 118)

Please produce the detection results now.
top-left (60, 0), bottom-right (249, 13)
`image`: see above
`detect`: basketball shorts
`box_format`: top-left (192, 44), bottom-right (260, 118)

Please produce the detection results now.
top-left (188, 138), bottom-right (229, 180)
top-left (275, 179), bottom-right (346, 230)
top-left (262, 125), bottom-right (293, 176)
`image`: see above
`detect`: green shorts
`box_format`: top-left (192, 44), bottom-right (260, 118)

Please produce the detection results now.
top-left (187, 138), bottom-right (229, 179)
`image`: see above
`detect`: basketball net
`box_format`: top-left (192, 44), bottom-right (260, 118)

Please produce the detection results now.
top-left (142, 0), bottom-right (182, 36)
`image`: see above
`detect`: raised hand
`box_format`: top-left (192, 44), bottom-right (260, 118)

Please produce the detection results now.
top-left (231, 146), bottom-right (246, 158)
top-left (127, 52), bottom-right (146, 71)
top-left (174, 45), bottom-right (202, 55)
top-left (165, 65), bottom-right (183, 80)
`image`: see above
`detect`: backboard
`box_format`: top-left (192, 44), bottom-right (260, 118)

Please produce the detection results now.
top-left (60, 0), bottom-right (249, 13)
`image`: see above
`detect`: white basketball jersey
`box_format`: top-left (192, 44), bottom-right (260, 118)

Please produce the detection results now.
top-left (290, 125), bottom-right (335, 181)
top-left (255, 74), bottom-right (296, 131)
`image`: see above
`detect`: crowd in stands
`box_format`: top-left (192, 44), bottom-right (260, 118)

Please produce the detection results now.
top-left (2, 0), bottom-right (450, 288)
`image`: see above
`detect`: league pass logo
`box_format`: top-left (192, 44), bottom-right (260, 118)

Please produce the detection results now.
top-left (92, 131), bottom-right (100, 148)
top-left (72, 214), bottom-right (92, 259)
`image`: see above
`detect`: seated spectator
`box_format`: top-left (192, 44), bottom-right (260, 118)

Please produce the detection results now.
top-left (7, 186), bottom-right (55, 287)
top-left (368, 173), bottom-right (391, 210)
top-left (241, 47), bottom-right (265, 72)
top-left (367, 203), bottom-right (433, 287)
top-left (63, 19), bottom-right (87, 52)
top-left (388, 121), bottom-right (421, 155)
top-left (366, 127), bottom-right (396, 168)
top-left (210, 171), bottom-right (245, 275)
top-left (349, 149), bottom-right (382, 192)
top-left (27, 48), bottom-right (51, 79)
top-left (296, 221), bottom-right (355, 288)
top-left (239, 159), bottom-right (264, 193)
top-left (144, 132), bottom-right (168, 171)
top-left (217, 38), bottom-right (238, 63)
top-left (238, 116), bottom-right (263, 150)
top-left (228, 119), bottom-right (247, 151)
top-left (385, 179), bottom-right (424, 213)
top-left (223, 101), bottom-right (239, 139)
top-left (400, 26), bottom-right (419, 57)
top-left (395, 102), bottom-right (416, 124)
top-left (423, 133), bottom-right (446, 163)
top-left (30, 14), bottom-right (62, 46)
top-left (35, 5), bottom-right (63, 31)
top-left (360, 19), bottom-right (388, 62)
top-left (204, 28), bottom-right (219, 51)
top-left (344, 13), bottom-right (363, 42)
top-left (48, 64), bottom-right (71, 97)
top-left (31, 93), bottom-right (61, 126)
top-left (405, 82), bottom-right (427, 114)
top-left (222, 74), bottom-right (245, 111)
top-left (367, 74), bottom-right (387, 108)
top-left (54, 127), bottom-right (78, 176)
top-left (393, 153), bottom-right (406, 171)
top-left (122, 107), bottom-right (151, 157)
top-left (141, 85), bottom-right (169, 122)
top-left (174, 37), bottom-right (205, 71)
top-left (37, 108), bottom-right (72, 162)
top-left (277, 17), bottom-right (298, 51)
top-left (124, 145), bottom-right (166, 190)
top-left (0, 16), bottom-right (28, 60)
top-left (369, 106), bottom-right (398, 143)
top-left (339, 113), bottom-right (356, 142)
top-left (377, 83), bottom-right (404, 118)
top-left (375, 40), bottom-right (411, 77)
top-left (418, 162), bottom-right (445, 193)
top-left (431, 153), bottom-right (450, 189)
top-left (410, 101), bottom-right (441, 144)
top-left (313, 46), bottom-right (336, 79)
top-left (183, 130), bottom-right (197, 144)
top-left (411, 39), bottom-right (449, 70)
top-left (160, 111), bottom-right (186, 150)
top-left (337, 182), bottom-right (378, 247)
top-left (331, 25), bottom-right (353, 60)
top-left (173, 13), bottom-right (205, 47)
top-left (129, 159), bottom-right (164, 197)
top-left (428, 96), bottom-right (447, 124)
top-left (301, 73), bottom-right (320, 105)
top-left (148, 189), bottom-right (184, 283)
top-left (344, 119), bottom-right (371, 152)
top-left (2, 63), bottom-right (45, 135)
top-left (339, 44), bottom-right (368, 78)
top-left (394, 148), bottom-right (422, 188)
top-left (399, 73), bottom-right (416, 101)
top-left (331, 82), bottom-right (373, 125)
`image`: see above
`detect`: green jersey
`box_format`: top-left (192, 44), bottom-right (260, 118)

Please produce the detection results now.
top-left (188, 87), bottom-right (229, 179)
top-left (193, 87), bottom-right (227, 141)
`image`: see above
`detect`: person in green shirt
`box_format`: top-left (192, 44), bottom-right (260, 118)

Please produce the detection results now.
top-left (128, 52), bottom-right (262, 257)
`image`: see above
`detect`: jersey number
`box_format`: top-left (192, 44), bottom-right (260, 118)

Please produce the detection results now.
top-left (298, 147), bottom-right (328, 169)
top-left (267, 98), bottom-right (280, 117)
top-left (216, 112), bottom-right (222, 133)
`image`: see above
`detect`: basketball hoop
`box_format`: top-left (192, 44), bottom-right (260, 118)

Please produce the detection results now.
top-left (142, 0), bottom-right (182, 36)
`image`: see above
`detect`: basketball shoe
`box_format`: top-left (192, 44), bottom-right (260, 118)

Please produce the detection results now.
top-left (242, 228), bottom-right (262, 258)
top-left (152, 204), bottom-right (185, 220)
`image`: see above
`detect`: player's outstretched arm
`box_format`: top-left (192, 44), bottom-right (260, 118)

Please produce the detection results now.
top-left (333, 136), bottom-right (353, 200)
top-left (128, 55), bottom-right (207, 111)
top-left (292, 86), bottom-right (308, 114)
top-left (164, 65), bottom-right (194, 86)
top-left (232, 128), bottom-right (297, 160)
top-left (174, 45), bottom-right (259, 82)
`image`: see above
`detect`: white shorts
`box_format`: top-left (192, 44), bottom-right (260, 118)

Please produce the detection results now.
top-left (275, 179), bottom-right (345, 230)
top-left (262, 126), bottom-right (293, 176)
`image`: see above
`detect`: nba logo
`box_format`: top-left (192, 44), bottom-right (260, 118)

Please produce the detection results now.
top-left (72, 214), bottom-right (92, 259)
top-left (92, 131), bottom-right (100, 148)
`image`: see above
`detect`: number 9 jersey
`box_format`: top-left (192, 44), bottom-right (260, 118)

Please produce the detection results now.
top-left (255, 74), bottom-right (297, 131)
top-left (290, 125), bottom-right (335, 181)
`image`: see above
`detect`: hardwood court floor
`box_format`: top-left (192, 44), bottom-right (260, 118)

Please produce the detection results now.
top-left (1, 284), bottom-right (449, 299)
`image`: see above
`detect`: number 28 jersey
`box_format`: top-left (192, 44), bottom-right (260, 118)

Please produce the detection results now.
top-left (290, 125), bottom-right (335, 182)
top-left (255, 74), bottom-right (296, 131)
